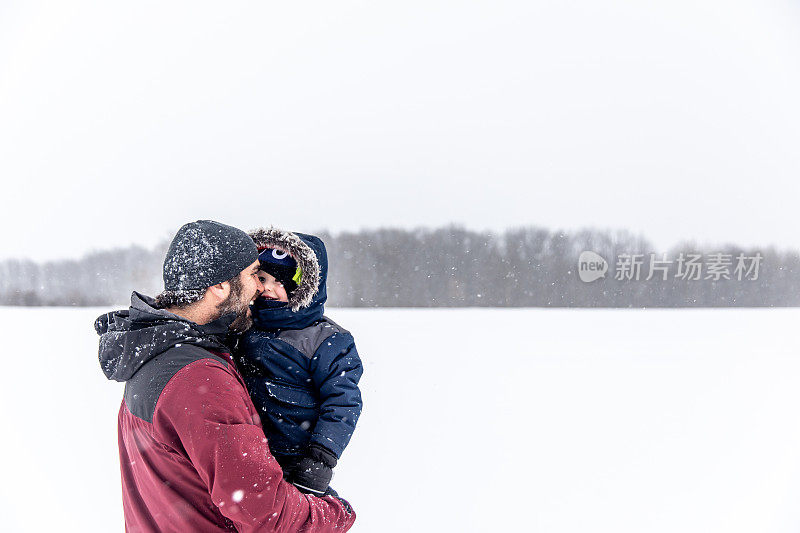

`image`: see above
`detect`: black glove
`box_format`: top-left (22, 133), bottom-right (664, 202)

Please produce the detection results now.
top-left (287, 444), bottom-right (338, 496)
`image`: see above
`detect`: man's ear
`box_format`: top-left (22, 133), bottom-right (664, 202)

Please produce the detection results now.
top-left (205, 281), bottom-right (231, 305)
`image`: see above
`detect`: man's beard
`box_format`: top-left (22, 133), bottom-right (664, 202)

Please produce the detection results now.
top-left (217, 277), bottom-right (252, 333)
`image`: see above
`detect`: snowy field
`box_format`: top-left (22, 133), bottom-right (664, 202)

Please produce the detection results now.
top-left (2, 306), bottom-right (800, 533)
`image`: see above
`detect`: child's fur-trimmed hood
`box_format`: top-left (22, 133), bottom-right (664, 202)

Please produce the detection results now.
top-left (248, 227), bottom-right (321, 312)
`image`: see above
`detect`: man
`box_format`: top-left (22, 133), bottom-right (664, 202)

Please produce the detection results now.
top-left (96, 220), bottom-right (355, 532)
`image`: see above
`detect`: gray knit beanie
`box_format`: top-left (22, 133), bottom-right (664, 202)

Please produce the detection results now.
top-left (163, 220), bottom-right (258, 291)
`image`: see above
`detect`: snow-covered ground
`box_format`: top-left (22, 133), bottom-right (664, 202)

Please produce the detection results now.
top-left (2, 306), bottom-right (800, 532)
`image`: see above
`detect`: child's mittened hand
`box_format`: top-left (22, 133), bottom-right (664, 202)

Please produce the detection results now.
top-left (289, 444), bottom-right (338, 496)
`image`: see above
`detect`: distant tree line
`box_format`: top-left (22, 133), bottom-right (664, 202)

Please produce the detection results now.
top-left (1, 226), bottom-right (798, 307)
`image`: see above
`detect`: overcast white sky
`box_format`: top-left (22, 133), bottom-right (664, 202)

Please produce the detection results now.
top-left (1, 1), bottom-right (798, 262)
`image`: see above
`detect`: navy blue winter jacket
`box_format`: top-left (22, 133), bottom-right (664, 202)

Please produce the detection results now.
top-left (236, 230), bottom-right (363, 459)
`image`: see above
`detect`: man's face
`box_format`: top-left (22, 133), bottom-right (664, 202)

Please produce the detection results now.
top-left (218, 260), bottom-right (263, 333)
top-left (257, 270), bottom-right (289, 303)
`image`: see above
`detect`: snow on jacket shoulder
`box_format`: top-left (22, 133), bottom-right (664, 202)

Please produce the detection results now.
top-left (97, 292), bottom-right (355, 533)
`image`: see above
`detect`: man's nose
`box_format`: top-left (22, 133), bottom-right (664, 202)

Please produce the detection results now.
top-left (255, 277), bottom-right (265, 295)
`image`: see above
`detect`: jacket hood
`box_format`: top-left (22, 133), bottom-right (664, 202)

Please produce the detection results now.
top-left (248, 228), bottom-right (327, 330)
top-left (95, 292), bottom-right (234, 382)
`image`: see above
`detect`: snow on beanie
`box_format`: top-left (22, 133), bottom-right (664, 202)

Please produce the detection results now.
top-left (163, 220), bottom-right (259, 291)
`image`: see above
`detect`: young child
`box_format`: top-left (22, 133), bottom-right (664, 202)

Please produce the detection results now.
top-left (236, 227), bottom-right (363, 497)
